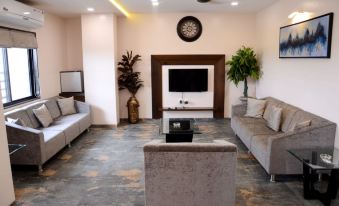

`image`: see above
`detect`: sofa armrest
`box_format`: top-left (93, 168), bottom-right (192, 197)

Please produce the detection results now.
top-left (75, 101), bottom-right (91, 114)
top-left (267, 122), bottom-right (336, 174)
top-left (231, 104), bottom-right (246, 117)
top-left (6, 122), bottom-right (46, 165)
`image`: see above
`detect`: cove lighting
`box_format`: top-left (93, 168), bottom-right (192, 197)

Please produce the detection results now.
top-left (288, 11), bottom-right (312, 23)
top-left (231, 1), bottom-right (239, 6)
top-left (151, 0), bottom-right (159, 7)
top-left (108, 0), bottom-right (130, 17)
top-left (87, 7), bottom-right (95, 12)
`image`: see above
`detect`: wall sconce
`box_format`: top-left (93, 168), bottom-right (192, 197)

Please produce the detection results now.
top-left (288, 11), bottom-right (312, 24)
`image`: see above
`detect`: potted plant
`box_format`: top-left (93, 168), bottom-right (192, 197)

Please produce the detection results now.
top-left (118, 51), bottom-right (143, 123)
top-left (226, 46), bottom-right (261, 101)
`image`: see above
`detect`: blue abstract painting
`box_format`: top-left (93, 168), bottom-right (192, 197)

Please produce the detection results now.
top-left (279, 13), bottom-right (333, 58)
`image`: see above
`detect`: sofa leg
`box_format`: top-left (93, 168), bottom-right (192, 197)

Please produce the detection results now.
top-left (87, 128), bottom-right (90, 132)
top-left (68, 143), bottom-right (71, 148)
top-left (38, 165), bottom-right (43, 173)
top-left (248, 150), bottom-right (251, 155)
top-left (270, 175), bottom-right (276, 182)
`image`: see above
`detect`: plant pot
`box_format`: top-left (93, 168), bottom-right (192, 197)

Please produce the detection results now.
top-left (239, 96), bottom-right (248, 104)
top-left (127, 95), bottom-right (140, 124)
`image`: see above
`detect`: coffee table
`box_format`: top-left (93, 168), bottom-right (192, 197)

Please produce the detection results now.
top-left (288, 148), bottom-right (339, 206)
top-left (159, 118), bottom-right (200, 143)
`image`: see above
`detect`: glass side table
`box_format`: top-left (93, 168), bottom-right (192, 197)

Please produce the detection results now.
top-left (8, 144), bottom-right (26, 155)
top-left (288, 148), bottom-right (339, 206)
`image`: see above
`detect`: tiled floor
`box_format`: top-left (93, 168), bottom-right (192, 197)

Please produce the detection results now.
top-left (11, 119), bottom-right (338, 206)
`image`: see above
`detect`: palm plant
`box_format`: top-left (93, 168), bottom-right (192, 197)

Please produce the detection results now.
top-left (226, 46), bottom-right (261, 97)
top-left (118, 51), bottom-right (143, 96)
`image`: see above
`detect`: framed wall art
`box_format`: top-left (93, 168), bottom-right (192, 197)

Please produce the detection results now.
top-left (279, 13), bottom-right (333, 58)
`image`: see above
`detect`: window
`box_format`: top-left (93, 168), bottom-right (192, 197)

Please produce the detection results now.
top-left (0, 48), bottom-right (39, 107)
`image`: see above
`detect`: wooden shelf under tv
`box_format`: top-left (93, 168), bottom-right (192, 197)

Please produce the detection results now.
top-left (159, 107), bottom-right (215, 112)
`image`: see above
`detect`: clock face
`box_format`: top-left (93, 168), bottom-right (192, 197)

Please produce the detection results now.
top-left (177, 16), bottom-right (202, 42)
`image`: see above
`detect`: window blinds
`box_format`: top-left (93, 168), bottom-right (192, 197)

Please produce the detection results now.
top-left (0, 28), bottom-right (38, 48)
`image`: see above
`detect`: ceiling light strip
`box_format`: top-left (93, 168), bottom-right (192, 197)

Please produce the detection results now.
top-left (108, 0), bottom-right (130, 17)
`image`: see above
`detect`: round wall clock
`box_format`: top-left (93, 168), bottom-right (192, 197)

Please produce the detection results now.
top-left (177, 16), bottom-right (202, 42)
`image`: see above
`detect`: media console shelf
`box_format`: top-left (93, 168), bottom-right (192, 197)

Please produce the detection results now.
top-left (159, 107), bottom-right (215, 112)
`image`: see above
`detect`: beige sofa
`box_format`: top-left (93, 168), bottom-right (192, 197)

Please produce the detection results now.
top-left (231, 97), bottom-right (336, 181)
top-left (5, 97), bottom-right (91, 171)
top-left (144, 139), bottom-right (237, 206)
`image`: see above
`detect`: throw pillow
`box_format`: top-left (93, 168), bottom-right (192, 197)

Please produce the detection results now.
top-left (7, 117), bottom-right (27, 127)
top-left (245, 98), bottom-right (267, 118)
top-left (288, 120), bottom-right (312, 132)
top-left (266, 105), bottom-right (282, 131)
top-left (57, 96), bottom-right (77, 116)
top-left (32, 104), bottom-right (53, 128)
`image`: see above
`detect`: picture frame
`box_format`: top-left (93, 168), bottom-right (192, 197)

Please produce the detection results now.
top-left (279, 13), bottom-right (333, 58)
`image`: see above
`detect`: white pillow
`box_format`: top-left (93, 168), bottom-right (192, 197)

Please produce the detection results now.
top-left (57, 97), bottom-right (77, 116)
top-left (266, 105), bottom-right (282, 131)
top-left (7, 117), bottom-right (27, 127)
top-left (32, 104), bottom-right (53, 128)
top-left (245, 98), bottom-right (267, 118)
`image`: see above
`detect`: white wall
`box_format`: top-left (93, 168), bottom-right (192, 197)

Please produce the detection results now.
top-left (65, 17), bottom-right (83, 70)
top-left (0, 92), bottom-right (15, 205)
top-left (162, 65), bottom-right (214, 118)
top-left (35, 13), bottom-right (67, 99)
top-left (117, 13), bottom-right (257, 119)
top-left (81, 14), bottom-right (120, 125)
top-left (256, 0), bottom-right (339, 148)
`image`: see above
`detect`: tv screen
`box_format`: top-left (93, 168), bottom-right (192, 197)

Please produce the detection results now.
top-left (169, 69), bottom-right (208, 92)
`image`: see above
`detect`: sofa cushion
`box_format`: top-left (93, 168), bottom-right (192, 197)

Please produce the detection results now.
top-left (280, 106), bottom-right (299, 132)
top-left (266, 105), bottom-right (282, 131)
top-left (23, 102), bottom-right (46, 128)
top-left (245, 98), bottom-right (267, 118)
top-left (45, 98), bottom-right (61, 119)
top-left (7, 117), bottom-right (27, 127)
top-left (5, 109), bottom-right (33, 128)
top-left (57, 97), bottom-right (76, 116)
top-left (287, 111), bottom-right (313, 132)
top-left (33, 104), bottom-right (54, 128)
top-left (234, 117), bottom-right (279, 149)
top-left (41, 130), bottom-right (66, 161)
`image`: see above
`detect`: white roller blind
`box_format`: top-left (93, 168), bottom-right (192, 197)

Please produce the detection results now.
top-left (0, 28), bottom-right (37, 48)
top-left (0, 28), bottom-right (12, 48)
top-left (10, 30), bottom-right (38, 48)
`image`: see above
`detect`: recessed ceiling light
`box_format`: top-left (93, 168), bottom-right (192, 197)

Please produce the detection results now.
top-left (23, 11), bottom-right (31, 15)
top-left (231, 1), bottom-right (239, 6)
top-left (87, 7), bottom-right (95, 12)
top-left (152, 2), bottom-right (159, 6)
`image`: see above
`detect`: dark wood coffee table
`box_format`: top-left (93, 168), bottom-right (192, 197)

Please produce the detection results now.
top-left (160, 118), bottom-right (200, 143)
top-left (288, 148), bottom-right (339, 206)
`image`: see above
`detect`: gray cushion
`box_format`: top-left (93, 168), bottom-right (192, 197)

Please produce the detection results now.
top-left (57, 97), bottom-right (77, 116)
top-left (45, 98), bottom-right (61, 119)
top-left (7, 117), bottom-right (27, 127)
top-left (32, 104), bottom-right (53, 128)
top-left (266, 105), bottom-right (282, 131)
top-left (24, 102), bottom-right (46, 128)
top-left (5, 109), bottom-right (33, 128)
top-left (245, 98), bottom-right (266, 118)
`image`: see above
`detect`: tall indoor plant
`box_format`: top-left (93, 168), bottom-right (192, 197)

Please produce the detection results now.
top-left (226, 46), bottom-right (261, 98)
top-left (118, 51), bottom-right (143, 123)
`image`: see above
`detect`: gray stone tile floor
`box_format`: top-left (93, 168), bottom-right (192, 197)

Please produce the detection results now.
top-left (11, 119), bottom-right (339, 206)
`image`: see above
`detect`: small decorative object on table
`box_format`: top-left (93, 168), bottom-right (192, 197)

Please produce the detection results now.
top-left (118, 51), bottom-right (143, 124)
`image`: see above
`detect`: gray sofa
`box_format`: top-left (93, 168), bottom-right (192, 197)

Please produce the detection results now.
top-left (5, 97), bottom-right (91, 171)
top-left (231, 97), bottom-right (336, 181)
top-left (144, 140), bottom-right (237, 206)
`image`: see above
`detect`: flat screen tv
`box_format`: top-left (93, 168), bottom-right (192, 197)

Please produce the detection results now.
top-left (169, 69), bottom-right (208, 92)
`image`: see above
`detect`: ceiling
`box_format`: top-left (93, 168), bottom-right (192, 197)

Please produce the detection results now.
top-left (17, 0), bottom-right (279, 18)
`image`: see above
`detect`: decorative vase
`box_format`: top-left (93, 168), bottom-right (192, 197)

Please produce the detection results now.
top-left (127, 95), bottom-right (139, 124)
